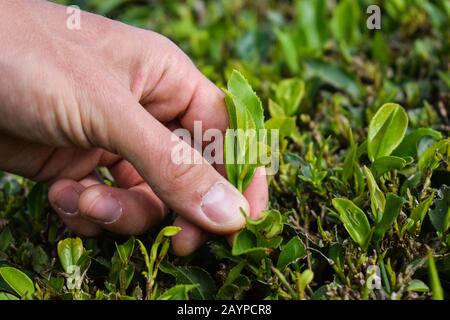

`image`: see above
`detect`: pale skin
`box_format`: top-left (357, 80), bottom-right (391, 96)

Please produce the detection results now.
top-left (0, 0), bottom-right (268, 256)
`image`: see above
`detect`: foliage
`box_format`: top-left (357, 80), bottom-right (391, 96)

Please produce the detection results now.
top-left (1, 0), bottom-right (449, 300)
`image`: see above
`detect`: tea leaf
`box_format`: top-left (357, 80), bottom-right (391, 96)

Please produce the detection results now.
top-left (372, 32), bottom-right (390, 65)
top-left (371, 156), bottom-right (407, 178)
top-left (227, 70), bottom-right (264, 131)
top-left (268, 99), bottom-right (285, 118)
top-left (328, 244), bottom-right (345, 271)
top-left (277, 236), bottom-right (307, 270)
top-left (27, 183), bottom-right (47, 223)
top-left (159, 263), bottom-right (216, 300)
top-left (157, 226), bottom-right (182, 240)
top-left (0, 292), bottom-right (19, 300)
top-left (157, 284), bottom-right (198, 300)
top-left (408, 193), bottom-right (434, 234)
top-left (418, 139), bottom-right (450, 173)
top-left (407, 279), bottom-right (429, 293)
top-left (428, 251), bottom-right (444, 300)
top-left (297, 269), bottom-right (314, 294)
top-left (429, 186), bottom-right (450, 235)
top-left (57, 238), bottom-right (84, 273)
top-left (332, 198), bottom-right (371, 250)
top-left (115, 237), bottom-right (135, 265)
top-left (363, 166), bottom-right (385, 222)
top-left (247, 209), bottom-right (284, 240)
top-left (232, 229), bottom-right (265, 256)
top-left (274, 78), bottom-right (305, 116)
top-left (305, 60), bottom-right (363, 99)
top-left (331, 0), bottom-right (361, 47)
top-left (393, 128), bottom-right (442, 158)
top-left (372, 194), bottom-right (405, 244)
top-left (217, 261), bottom-right (251, 300)
top-left (265, 117), bottom-right (296, 141)
top-left (216, 275), bottom-right (250, 300)
top-left (0, 227), bottom-right (13, 252)
top-left (0, 267), bottom-right (35, 299)
top-left (368, 103), bottom-right (408, 161)
top-left (274, 29), bottom-right (299, 74)
top-left (296, 0), bottom-right (327, 53)
top-left (224, 70), bottom-right (268, 192)
top-left (438, 71), bottom-right (450, 89)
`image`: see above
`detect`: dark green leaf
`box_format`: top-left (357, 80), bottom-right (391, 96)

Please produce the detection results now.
top-left (247, 209), bottom-right (284, 240)
top-left (363, 166), bottom-right (385, 222)
top-left (428, 251), bottom-right (444, 300)
top-left (394, 128), bottom-right (443, 158)
top-left (371, 156), bottom-right (407, 178)
top-left (331, 0), bottom-right (361, 47)
top-left (159, 263), bottom-right (216, 300)
top-left (408, 193), bottom-right (434, 234)
top-left (372, 194), bottom-right (405, 244)
top-left (0, 228), bottom-right (13, 252)
top-left (217, 261), bottom-right (250, 300)
top-left (274, 29), bottom-right (299, 74)
top-left (27, 183), bottom-right (47, 222)
top-left (115, 237), bottom-right (135, 265)
top-left (276, 236), bottom-right (307, 270)
top-left (305, 60), bottom-right (363, 99)
top-left (296, 0), bottom-right (327, 53)
top-left (429, 186), bottom-right (450, 234)
top-left (265, 117), bottom-right (296, 141)
top-left (158, 284), bottom-right (198, 300)
top-left (328, 244), bottom-right (345, 271)
top-left (232, 230), bottom-right (265, 256)
top-left (332, 198), bottom-right (371, 250)
top-left (418, 139), bottom-right (450, 173)
top-left (274, 78), bottom-right (305, 116)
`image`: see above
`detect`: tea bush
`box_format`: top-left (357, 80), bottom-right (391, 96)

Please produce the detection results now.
top-left (0, 0), bottom-right (449, 300)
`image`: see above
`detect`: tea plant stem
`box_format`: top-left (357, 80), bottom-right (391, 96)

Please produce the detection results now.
top-left (271, 266), bottom-right (298, 299)
top-left (361, 278), bottom-right (369, 300)
top-left (245, 263), bottom-right (261, 277)
top-left (237, 179), bottom-right (243, 193)
top-left (428, 250), bottom-right (444, 300)
top-left (331, 263), bottom-right (349, 286)
top-left (380, 261), bottom-right (391, 294)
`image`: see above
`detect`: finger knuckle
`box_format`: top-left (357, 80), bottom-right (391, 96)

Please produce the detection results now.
top-left (166, 160), bottom-right (204, 185)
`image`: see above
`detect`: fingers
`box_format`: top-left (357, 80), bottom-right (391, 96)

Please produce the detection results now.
top-left (107, 100), bottom-right (248, 235)
top-left (140, 43), bottom-right (229, 136)
top-left (224, 167), bottom-right (268, 245)
top-left (78, 183), bottom-right (166, 234)
top-left (243, 167), bottom-right (269, 220)
top-left (49, 171), bottom-right (168, 235)
top-left (48, 179), bottom-right (102, 237)
top-left (172, 167), bottom-right (269, 256)
top-left (171, 216), bottom-right (208, 257)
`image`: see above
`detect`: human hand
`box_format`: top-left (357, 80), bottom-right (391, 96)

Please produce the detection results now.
top-left (0, 0), bottom-right (268, 255)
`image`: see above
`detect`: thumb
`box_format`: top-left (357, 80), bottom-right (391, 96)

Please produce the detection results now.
top-left (103, 97), bottom-right (248, 235)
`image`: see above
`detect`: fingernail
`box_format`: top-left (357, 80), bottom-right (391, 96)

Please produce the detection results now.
top-left (55, 187), bottom-right (80, 216)
top-left (86, 193), bottom-right (122, 224)
top-left (201, 182), bottom-right (249, 223)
